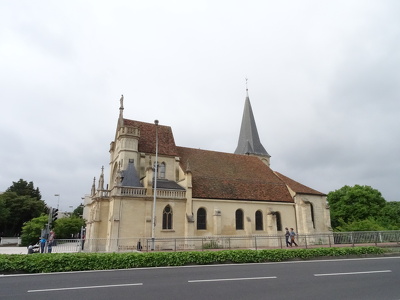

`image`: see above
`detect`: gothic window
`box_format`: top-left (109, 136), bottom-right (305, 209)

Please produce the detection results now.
top-left (255, 210), bottom-right (263, 231)
top-left (236, 209), bottom-right (244, 230)
top-left (275, 212), bottom-right (282, 231)
top-left (162, 205), bottom-right (173, 229)
top-left (310, 203), bottom-right (315, 229)
top-left (197, 208), bottom-right (207, 230)
top-left (159, 162), bottom-right (166, 179)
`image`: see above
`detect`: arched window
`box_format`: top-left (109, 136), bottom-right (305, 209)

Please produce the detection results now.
top-left (275, 212), bottom-right (282, 231)
top-left (310, 203), bottom-right (315, 229)
top-left (197, 208), bottom-right (207, 230)
top-left (159, 162), bottom-right (166, 179)
top-left (162, 205), bottom-right (173, 229)
top-left (255, 210), bottom-right (263, 231)
top-left (236, 209), bottom-right (244, 230)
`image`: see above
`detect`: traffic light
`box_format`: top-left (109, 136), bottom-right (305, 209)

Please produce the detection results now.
top-left (52, 208), bottom-right (59, 222)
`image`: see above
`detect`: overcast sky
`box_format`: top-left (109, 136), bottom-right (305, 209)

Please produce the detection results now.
top-left (1, 0), bottom-right (399, 211)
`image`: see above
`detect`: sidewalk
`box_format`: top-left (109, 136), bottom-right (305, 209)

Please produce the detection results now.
top-left (0, 246), bottom-right (28, 255)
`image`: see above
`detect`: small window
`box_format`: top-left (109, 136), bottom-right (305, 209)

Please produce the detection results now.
top-left (310, 203), bottom-right (315, 229)
top-left (197, 208), bottom-right (207, 230)
top-left (255, 210), bottom-right (263, 231)
top-left (275, 212), bottom-right (282, 231)
top-left (162, 205), bottom-right (173, 229)
top-left (236, 209), bottom-right (244, 230)
top-left (159, 162), bottom-right (166, 179)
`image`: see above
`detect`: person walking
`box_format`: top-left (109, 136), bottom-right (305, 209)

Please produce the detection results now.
top-left (290, 228), bottom-right (298, 246)
top-left (47, 230), bottom-right (55, 253)
top-left (285, 227), bottom-right (291, 247)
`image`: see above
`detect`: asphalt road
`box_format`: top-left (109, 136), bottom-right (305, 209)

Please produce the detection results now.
top-left (0, 256), bottom-right (399, 300)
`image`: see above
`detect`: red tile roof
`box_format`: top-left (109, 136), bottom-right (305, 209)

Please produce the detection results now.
top-left (274, 172), bottom-right (325, 196)
top-left (123, 119), bottom-right (178, 156)
top-left (176, 147), bottom-right (294, 203)
top-left (121, 118), bottom-right (324, 202)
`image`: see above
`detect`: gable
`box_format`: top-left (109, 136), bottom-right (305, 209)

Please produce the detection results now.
top-left (123, 119), bottom-right (178, 156)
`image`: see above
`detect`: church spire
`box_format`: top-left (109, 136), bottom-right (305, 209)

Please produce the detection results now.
top-left (234, 80), bottom-right (270, 161)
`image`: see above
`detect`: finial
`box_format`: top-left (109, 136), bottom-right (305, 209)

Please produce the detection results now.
top-left (120, 95), bottom-right (124, 109)
top-left (245, 77), bottom-right (249, 97)
top-left (186, 159), bottom-right (191, 172)
top-left (118, 95), bottom-right (124, 127)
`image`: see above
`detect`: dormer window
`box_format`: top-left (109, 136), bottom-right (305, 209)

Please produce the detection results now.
top-left (153, 162), bottom-right (166, 179)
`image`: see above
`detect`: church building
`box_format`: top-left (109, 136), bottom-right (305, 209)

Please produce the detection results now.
top-left (83, 88), bottom-right (331, 252)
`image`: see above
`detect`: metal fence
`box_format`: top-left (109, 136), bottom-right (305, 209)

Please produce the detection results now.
top-left (0, 237), bottom-right (21, 245)
top-left (48, 231), bottom-right (399, 253)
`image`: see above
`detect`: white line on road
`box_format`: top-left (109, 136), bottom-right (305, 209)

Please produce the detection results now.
top-left (189, 276), bottom-right (277, 283)
top-left (27, 283), bottom-right (143, 293)
top-left (314, 270), bottom-right (392, 277)
top-left (3, 256), bottom-right (399, 278)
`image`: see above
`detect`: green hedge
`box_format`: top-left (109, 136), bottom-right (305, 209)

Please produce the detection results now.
top-left (0, 246), bottom-right (386, 274)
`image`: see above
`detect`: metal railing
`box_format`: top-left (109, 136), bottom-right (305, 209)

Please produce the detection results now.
top-left (71, 230), bottom-right (400, 253)
top-left (0, 237), bottom-right (21, 245)
top-left (25, 231), bottom-right (399, 254)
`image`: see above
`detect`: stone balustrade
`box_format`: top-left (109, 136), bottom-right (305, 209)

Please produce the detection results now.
top-left (107, 186), bottom-right (186, 199)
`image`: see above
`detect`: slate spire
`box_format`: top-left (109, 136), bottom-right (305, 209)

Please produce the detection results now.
top-left (234, 82), bottom-right (270, 159)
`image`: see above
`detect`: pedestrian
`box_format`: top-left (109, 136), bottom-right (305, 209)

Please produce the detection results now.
top-left (39, 237), bottom-right (46, 253)
top-left (47, 230), bottom-right (55, 253)
top-left (290, 228), bottom-right (298, 246)
top-left (48, 230), bottom-right (55, 242)
top-left (285, 227), bottom-right (291, 247)
top-left (47, 241), bottom-right (53, 253)
top-left (81, 234), bottom-right (86, 250)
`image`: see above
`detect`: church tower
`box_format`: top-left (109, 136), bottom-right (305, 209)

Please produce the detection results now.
top-left (234, 82), bottom-right (271, 166)
top-left (109, 95), bottom-right (142, 189)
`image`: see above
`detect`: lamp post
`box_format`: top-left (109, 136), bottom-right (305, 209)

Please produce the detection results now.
top-left (151, 120), bottom-right (159, 251)
top-left (54, 194), bottom-right (60, 210)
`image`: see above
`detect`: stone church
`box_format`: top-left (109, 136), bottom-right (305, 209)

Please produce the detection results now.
top-left (83, 89), bottom-right (331, 252)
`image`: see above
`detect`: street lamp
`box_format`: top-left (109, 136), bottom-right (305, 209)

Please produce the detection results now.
top-left (54, 194), bottom-right (60, 210)
top-left (151, 119), bottom-right (159, 251)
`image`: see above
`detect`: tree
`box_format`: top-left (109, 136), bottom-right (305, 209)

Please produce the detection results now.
top-left (53, 216), bottom-right (85, 239)
top-left (0, 197), bottom-right (10, 236)
top-left (71, 204), bottom-right (84, 218)
top-left (327, 185), bottom-right (386, 229)
top-left (6, 179), bottom-right (42, 200)
top-left (378, 201), bottom-right (400, 230)
top-left (335, 217), bottom-right (385, 232)
top-left (0, 180), bottom-right (47, 236)
top-left (20, 214), bottom-right (48, 246)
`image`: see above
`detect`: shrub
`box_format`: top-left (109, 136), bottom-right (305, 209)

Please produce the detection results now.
top-left (0, 246), bottom-right (386, 274)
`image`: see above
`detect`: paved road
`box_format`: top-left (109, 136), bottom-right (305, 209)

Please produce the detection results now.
top-left (0, 257), bottom-right (399, 300)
